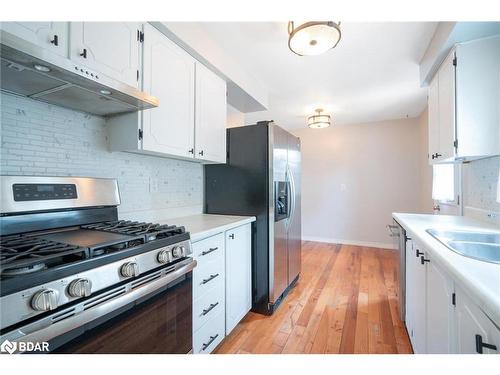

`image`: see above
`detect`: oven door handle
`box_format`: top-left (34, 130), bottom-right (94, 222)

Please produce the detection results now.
top-left (1, 259), bottom-right (197, 352)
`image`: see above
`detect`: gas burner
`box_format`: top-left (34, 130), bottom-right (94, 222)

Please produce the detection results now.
top-left (82, 221), bottom-right (186, 242)
top-left (0, 234), bottom-right (89, 278)
top-left (1, 263), bottom-right (46, 277)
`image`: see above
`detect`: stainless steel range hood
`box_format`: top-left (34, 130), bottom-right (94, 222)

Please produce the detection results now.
top-left (0, 31), bottom-right (159, 116)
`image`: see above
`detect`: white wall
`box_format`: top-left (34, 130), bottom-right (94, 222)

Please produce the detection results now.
top-left (0, 92), bottom-right (204, 221)
top-left (293, 114), bottom-right (430, 249)
top-left (226, 104), bottom-right (245, 128)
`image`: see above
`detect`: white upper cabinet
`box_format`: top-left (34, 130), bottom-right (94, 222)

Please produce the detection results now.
top-left (195, 62), bottom-right (227, 164)
top-left (455, 35), bottom-right (500, 159)
top-left (427, 77), bottom-right (440, 164)
top-left (108, 24), bottom-right (227, 164)
top-left (70, 22), bottom-right (141, 88)
top-left (428, 35), bottom-right (500, 164)
top-left (141, 23), bottom-right (195, 159)
top-left (436, 51), bottom-right (456, 161)
top-left (0, 22), bottom-right (69, 57)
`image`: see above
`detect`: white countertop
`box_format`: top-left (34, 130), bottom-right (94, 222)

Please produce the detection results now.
top-left (158, 214), bottom-right (256, 242)
top-left (393, 213), bottom-right (500, 326)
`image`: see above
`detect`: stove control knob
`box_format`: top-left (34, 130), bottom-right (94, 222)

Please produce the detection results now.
top-left (120, 262), bottom-right (139, 278)
top-left (171, 246), bottom-right (185, 259)
top-left (157, 249), bottom-right (171, 264)
top-left (68, 278), bottom-right (92, 298)
top-left (31, 289), bottom-right (59, 311)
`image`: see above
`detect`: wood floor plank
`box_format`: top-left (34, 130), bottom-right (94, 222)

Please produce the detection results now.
top-left (215, 242), bottom-right (412, 355)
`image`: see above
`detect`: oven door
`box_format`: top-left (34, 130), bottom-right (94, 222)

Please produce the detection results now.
top-left (3, 259), bottom-right (196, 354)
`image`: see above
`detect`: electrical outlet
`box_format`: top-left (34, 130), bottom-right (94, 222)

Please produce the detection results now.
top-left (340, 183), bottom-right (347, 192)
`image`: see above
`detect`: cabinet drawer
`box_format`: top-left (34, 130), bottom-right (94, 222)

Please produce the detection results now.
top-left (193, 282), bottom-right (225, 331)
top-left (193, 311), bottom-right (225, 354)
top-left (193, 233), bottom-right (224, 264)
top-left (193, 259), bottom-right (224, 300)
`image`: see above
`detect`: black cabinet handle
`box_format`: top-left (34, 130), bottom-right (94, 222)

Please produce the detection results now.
top-left (80, 49), bottom-right (87, 58)
top-left (416, 249), bottom-right (424, 257)
top-left (476, 334), bottom-right (497, 354)
top-left (229, 233), bottom-right (235, 240)
top-left (420, 256), bottom-right (430, 265)
top-left (201, 247), bottom-right (218, 256)
top-left (50, 35), bottom-right (58, 46)
top-left (435, 153), bottom-right (442, 158)
top-left (431, 154), bottom-right (435, 160)
top-left (188, 148), bottom-right (194, 154)
top-left (201, 273), bottom-right (219, 285)
top-left (201, 302), bottom-right (219, 316)
top-left (199, 150), bottom-right (204, 156)
top-left (202, 334), bottom-right (219, 351)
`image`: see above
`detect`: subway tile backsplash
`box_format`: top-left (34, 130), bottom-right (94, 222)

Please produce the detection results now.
top-left (0, 92), bottom-right (203, 218)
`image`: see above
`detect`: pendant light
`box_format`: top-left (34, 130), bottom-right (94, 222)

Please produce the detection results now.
top-left (307, 109), bottom-right (331, 129)
top-left (288, 21), bottom-right (341, 56)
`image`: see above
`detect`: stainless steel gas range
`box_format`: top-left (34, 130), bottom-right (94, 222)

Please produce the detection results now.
top-left (0, 176), bottom-right (196, 354)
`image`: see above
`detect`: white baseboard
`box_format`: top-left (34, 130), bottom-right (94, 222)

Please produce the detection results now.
top-left (302, 236), bottom-right (396, 250)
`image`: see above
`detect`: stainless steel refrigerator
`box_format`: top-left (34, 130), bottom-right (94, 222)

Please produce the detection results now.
top-left (205, 121), bottom-right (301, 315)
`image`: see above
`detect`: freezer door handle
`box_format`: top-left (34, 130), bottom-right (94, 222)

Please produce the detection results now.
top-left (287, 164), bottom-right (296, 228)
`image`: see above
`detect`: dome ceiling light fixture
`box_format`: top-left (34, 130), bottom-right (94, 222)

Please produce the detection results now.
top-left (288, 21), bottom-right (341, 56)
top-left (307, 108), bottom-right (331, 129)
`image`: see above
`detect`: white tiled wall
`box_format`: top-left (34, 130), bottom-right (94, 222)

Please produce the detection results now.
top-left (0, 92), bottom-right (203, 219)
top-left (463, 156), bottom-right (500, 213)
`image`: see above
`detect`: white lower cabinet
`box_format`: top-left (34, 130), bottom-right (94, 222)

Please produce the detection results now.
top-left (406, 240), bottom-right (427, 353)
top-left (425, 253), bottom-right (454, 353)
top-left (225, 224), bottom-right (252, 335)
top-left (191, 223), bottom-right (252, 353)
top-left (455, 285), bottom-right (500, 354)
top-left (193, 311), bottom-right (225, 354)
top-left (405, 239), bottom-right (499, 354)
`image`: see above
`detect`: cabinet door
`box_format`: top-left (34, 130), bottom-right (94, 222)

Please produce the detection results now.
top-left (455, 36), bottom-right (500, 158)
top-left (225, 224), bottom-right (252, 335)
top-left (427, 76), bottom-right (440, 164)
top-left (0, 22), bottom-right (68, 57)
top-left (141, 23), bottom-right (195, 158)
top-left (70, 22), bottom-right (141, 88)
top-left (412, 243), bottom-right (427, 353)
top-left (456, 286), bottom-right (499, 354)
top-left (405, 239), bottom-right (415, 344)
top-left (437, 51), bottom-right (456, 161)
top-left (195, 62), bottom-right (227, 164)
top-left (426, 257), bottom-right (454, 353)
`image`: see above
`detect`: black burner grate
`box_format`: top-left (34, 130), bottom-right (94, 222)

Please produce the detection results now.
top-left (0, 234), bottom-right (89, 277)
top-left (82, 221), bottom-right (185, 241)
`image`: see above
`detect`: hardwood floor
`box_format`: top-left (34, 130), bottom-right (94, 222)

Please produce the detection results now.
top-left (215, 241), bottom-right (413, 354)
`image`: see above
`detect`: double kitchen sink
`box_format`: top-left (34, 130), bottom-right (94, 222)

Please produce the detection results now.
top-left (427, 229), bottom-right (500, 264)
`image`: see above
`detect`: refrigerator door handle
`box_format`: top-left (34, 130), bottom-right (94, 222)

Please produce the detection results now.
top-left (287, 164), bottom-right (296, 227)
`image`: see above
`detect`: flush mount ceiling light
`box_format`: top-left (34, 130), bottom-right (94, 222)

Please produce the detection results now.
top-left (99, 89), bottom-right (112, 95)
top-left (307, 108), bottom-right (331, 129)
top-left (288, 21), bottom-right (341, 56)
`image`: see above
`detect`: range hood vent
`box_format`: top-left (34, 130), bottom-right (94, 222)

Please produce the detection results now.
top-left (0, 32), bottom-right (158, 116)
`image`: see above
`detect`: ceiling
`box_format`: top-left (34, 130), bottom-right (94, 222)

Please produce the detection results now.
top-left (199, 22), bottom-right (438, 129)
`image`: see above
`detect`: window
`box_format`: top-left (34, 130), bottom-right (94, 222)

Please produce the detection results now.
top-left (432, 164), bottom-right (460, 204)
